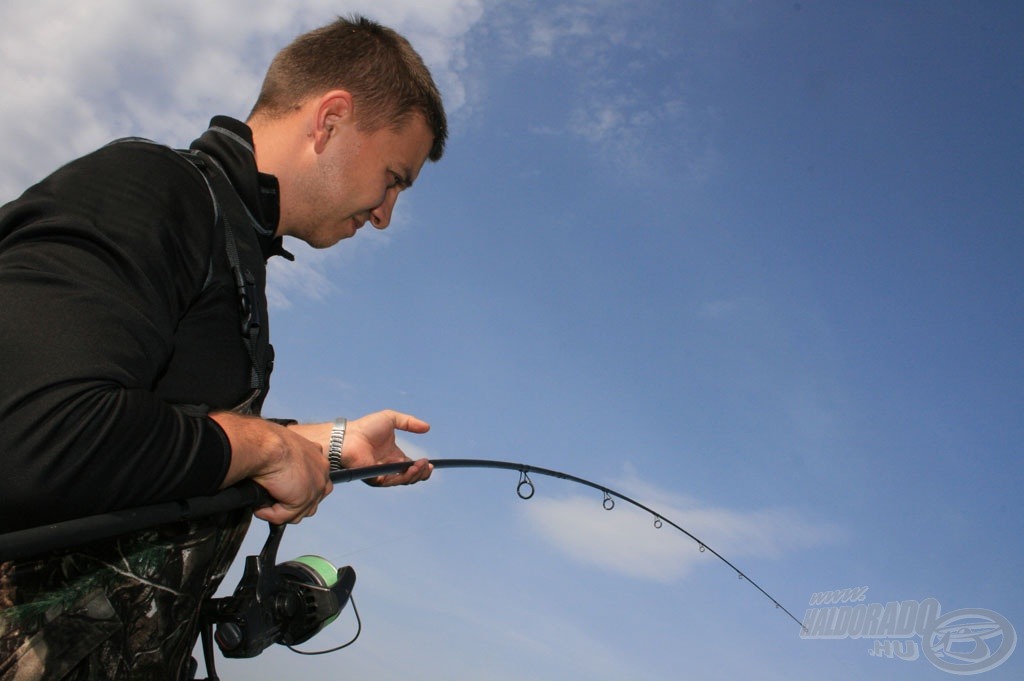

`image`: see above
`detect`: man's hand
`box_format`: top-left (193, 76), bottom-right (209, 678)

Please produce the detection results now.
top-left (345, 410), bottom-right (434, 485)
top-left (211, 412), bottom-right (332, 525)
top-left (289, 410), bottom-right (433, 487)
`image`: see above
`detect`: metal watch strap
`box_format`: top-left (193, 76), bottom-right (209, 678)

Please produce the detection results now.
top-left (327, 417), bottom-right (346, 471)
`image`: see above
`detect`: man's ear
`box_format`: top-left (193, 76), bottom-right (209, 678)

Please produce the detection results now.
top-left (312, 90), bottom-right (355, 154)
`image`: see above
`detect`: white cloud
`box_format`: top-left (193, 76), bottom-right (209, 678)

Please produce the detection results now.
top-left (520, 468), bottom-right (839, 583)
top-left (0, 0), bottom-right (484, 197)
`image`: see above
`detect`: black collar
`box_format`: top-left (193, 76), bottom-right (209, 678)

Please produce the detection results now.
top-left (190, 117), bottom-right (291, 260)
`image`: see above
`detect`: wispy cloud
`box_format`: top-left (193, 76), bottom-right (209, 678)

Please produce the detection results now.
top-left (490, 0), bottom-right (722, 184)
top-left (266, 241), bottom-right (336, 310)
top-left (524, 3), bottom-right (598, 57)
top-left (520, 467), bottom-right (839, 583)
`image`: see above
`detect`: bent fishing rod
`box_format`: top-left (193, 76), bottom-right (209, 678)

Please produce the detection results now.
top-left (0, 458), bottom-right (805, 632)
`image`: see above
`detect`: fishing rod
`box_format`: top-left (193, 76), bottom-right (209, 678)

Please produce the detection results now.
top-left (338, 459), bottom-right (807, 630)
top-left (0, 458), bottom-right (806, 678)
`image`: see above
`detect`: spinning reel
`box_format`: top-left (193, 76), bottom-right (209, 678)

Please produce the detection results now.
top-left (197, 523), bottom-right (356, 679)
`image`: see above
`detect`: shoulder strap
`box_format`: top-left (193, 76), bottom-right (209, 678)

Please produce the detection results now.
top-left (176, 149), bottom-right (273, 397)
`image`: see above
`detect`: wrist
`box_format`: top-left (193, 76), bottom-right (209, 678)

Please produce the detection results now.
top-left (211, 412), bottom-right (288, 487)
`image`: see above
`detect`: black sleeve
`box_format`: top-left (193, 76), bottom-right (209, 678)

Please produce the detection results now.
top-left (0, 142), bottom-right (232, 532)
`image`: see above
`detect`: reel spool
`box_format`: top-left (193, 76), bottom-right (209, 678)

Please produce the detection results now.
top-left (274, 555), bottom-right (352, 645)
top-left (204, 525), bottom-right (356, 659)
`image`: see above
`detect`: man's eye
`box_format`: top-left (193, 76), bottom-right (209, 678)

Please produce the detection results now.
top-left (387, 172), bottom-right (408, 190)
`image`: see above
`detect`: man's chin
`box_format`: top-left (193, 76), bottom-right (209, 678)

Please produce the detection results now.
top-left (292, 220), bottom-right (361, 249)
top-left (299, 234), bottom-right (346, 250)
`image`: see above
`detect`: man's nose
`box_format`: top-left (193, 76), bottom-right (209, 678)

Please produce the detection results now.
top-left (370, 189), bottom-right (399, 229)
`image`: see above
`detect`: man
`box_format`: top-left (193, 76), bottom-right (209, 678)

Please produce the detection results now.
top-left (0, 15), bottom-right (444, 679)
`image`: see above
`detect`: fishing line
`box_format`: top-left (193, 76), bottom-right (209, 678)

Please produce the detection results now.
top-left (287, 596), bottom-right (362, 656)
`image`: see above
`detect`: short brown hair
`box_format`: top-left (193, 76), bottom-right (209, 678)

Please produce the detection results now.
top-left (250, 15), bottom-right (447, 161)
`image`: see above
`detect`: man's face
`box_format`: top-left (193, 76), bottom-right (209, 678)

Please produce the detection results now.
top-left (292, 112), bottom-right (434, 248)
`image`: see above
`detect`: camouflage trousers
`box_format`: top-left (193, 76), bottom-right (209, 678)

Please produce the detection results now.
top-left (0, 510), bottom-right (251, 681)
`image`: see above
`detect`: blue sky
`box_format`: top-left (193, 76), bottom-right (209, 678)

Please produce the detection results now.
top-left (2, 1), bottom-right (1021, 678)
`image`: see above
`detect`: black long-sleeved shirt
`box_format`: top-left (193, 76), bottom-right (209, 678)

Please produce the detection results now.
top-left (0, 117), bottom-right (286, 532)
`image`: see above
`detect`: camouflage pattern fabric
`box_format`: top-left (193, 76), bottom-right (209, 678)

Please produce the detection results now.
top-left (0, 509), bottom-right (251, 681)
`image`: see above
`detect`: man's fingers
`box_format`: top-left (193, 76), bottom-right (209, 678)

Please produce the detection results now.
top-left (256, 502), bottom-right (318, 524)
top-left (410, 459), bottom-right (434, 481)
top-left (255, 504), bottom-right (295, 524)
top-left (368, 458), bottom-right (433, 487)
top-left (255, 480), bottom-right (332, 524)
